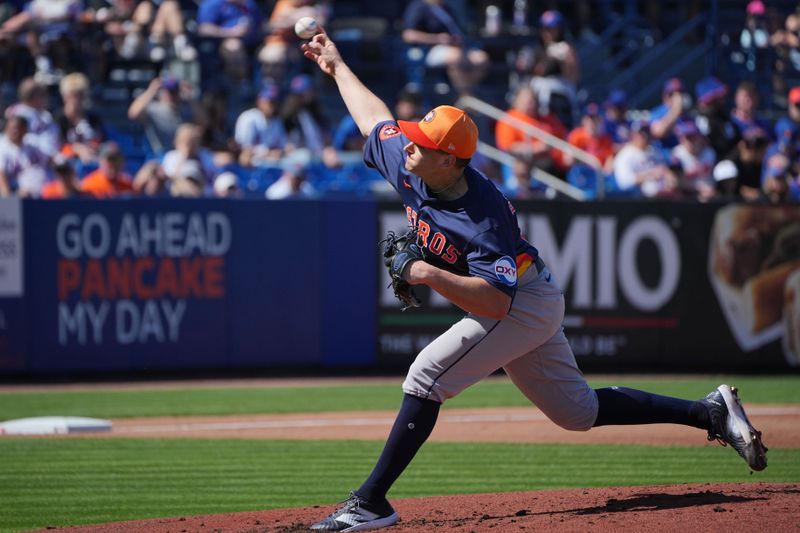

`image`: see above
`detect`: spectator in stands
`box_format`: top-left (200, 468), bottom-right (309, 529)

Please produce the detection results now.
top-left (694, 76), bottom-right (739, 160)
top-left (234, 83), bottom-right (287, 167)
top-left (0, 0), bottom-right (82, 84)
top-left (194, 86), bottom-right (236, 164)
top-left (769, 9), bottom-right (800, 97)
top-left (564, 103), bottom-right (614, 173)
top-left (495, 85), bottom-right (567, 181)
top-left (712, 159), bottom-right (739, 199)
top-left (771, 86), bottom-right (800, 171)
top-left (168, 158), bottom-right (205, 197)
top-left (670, 119), bottom-right (716, 202)
top-left (80, 141), bottom-right (134, 198)
top-left (613, 120), bottom-right (679, 198)
top-left (41, 155), bottom-right (84, 198)
top-left (714, 125), bottom-right (769, 200)
top-left (602, 89), bottom-right (630, 151)
top-left (509, 44), bottom-right (535, 97)
top-left (506, 158), bottom-right (541, 200)
top-left (134, 0), bottom-right (197, 62)
top-left (395, 87), bottom-right (424, 122)
top-left (94, 0), bottom-right (147, 59)
top-left (91, 0), bottom-right (194, 62)
top-left (5, 77), bottom-right (60, 157)
top-left (0, 2), bottom-right (26, 88)
top-left (332, 88), bottom-right (423, 161)
top-left (772, 119), bottom-right (800, 179)
top-left (650, 77), bottom-right (690, 149)
top-left (738, 126), bottom-right (770, 200)
top-left (740, 0), bottom-right (770, 73)
top-left (265, 162), bottom-right (315, 199)
top-left (280, 73), bottom-right (339, 168)
top-left (761, 153), bottom-right (793, 203)
top-left (55, 72), bottom-right (105, 164)
top-left (329, 112), bottom-right (369, 169)
top-left (730, 80), bottom-right (770, 138)
top-left (530, 9), bottom-right (580, 129)
top-left (197, 0), bottom-right (263, 80)
top-left (161, 123), bottom-right (216, 189)
top-left (127, 74), bottom-right (194, 154)
top-left (331, 114), bottom-right (364, 155)
top-left (789, 170), bottom-right (800, 202)
top-left (472, 152), bottom-right (503, 189)
top-left (132, 160), bottom-right (168, 196)
top-left (401, 0), bottom-right (489, 96)
top-left (213, 170), bottom-right (240, 197)
top-left (259, 0), bottom-right (327, 80)
top-left (0, 115), bottom-right (50, 197)
top-left (0, 2), bottom-right (21, 26)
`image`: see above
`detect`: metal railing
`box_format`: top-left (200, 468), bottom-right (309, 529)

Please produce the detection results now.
top-left (476, 142), bottom-right (588, 201)
top-left (456, 95), bottom-right (602, 200)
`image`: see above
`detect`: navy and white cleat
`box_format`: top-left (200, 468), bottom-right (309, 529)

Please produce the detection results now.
top-left (703, 384), bottom-right (768, 471)
top-left (309, 492), bottom-right (398, 532)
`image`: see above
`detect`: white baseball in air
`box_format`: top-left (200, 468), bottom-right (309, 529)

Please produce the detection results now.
top-left (294, 17), bottom-right (319, 39)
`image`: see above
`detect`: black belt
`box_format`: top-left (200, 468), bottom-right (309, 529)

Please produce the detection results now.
top-left (534, 256), bottom-right (545, 275)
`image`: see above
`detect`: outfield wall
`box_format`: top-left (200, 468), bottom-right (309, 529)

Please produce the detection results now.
top-left (0, 198), bottom-right (797, 375)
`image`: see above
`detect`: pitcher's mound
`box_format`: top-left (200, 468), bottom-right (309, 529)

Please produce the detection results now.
top-left (51, 483), bottom-right (798, 532)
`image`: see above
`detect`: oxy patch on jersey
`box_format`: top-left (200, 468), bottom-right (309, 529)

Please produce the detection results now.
top-left (493, 256), bottom-right (517, 286)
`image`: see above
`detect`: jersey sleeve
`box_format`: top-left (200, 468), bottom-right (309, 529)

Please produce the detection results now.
top-left (465, 228), bottom-right (519, 296)
top-left (363, 120), bottom-right (407, 191)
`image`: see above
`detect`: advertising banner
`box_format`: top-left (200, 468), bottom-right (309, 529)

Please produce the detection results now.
top-left (708, 204), bottom-right (800, 368)
top-left (377, 200), bottom-right (800, 371)
top-left (3, 197), bottom-right (799, 375)
top-left (0, 197), bottom-right (23, 297)
top-left (25, 199), bottom-right (232, 372)
top-left (8, 199), bottom-right (376, 375)
top-left (0, 197), bottom-right (26, 371)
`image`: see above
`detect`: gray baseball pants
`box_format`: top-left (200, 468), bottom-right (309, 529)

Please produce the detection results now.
top-left (402, 262), bottom-right (599, 431)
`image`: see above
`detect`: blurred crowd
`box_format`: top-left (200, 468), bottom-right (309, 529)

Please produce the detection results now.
top-left (493, 0), bottom-right (800, 203)
top-left (498, 73), bottom-right (800, 203)
top-left (0, 0), bottom-right (798, 204)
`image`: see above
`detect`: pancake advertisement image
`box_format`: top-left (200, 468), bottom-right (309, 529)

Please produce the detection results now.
top-left (709, 204), bottom-right (800, 365)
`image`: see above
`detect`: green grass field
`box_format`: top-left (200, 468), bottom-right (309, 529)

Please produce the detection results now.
top-left (1, 376), bottom-right (798, 532)
top-left (1, 376), bottom-right (798, 419)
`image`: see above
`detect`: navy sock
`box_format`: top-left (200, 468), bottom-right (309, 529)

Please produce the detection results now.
top-left (356, 393), bottom-right (440, 503)
top-left (593, 387), bottom-right (710, 429)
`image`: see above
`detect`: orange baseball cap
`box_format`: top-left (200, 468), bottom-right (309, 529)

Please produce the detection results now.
top-left (398, 105), bottom-right (478, 159)
top-left (790, 87), bottom-right (800, 105)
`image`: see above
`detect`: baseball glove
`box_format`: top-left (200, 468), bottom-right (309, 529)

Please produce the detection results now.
top-left (381, 227), bottom-right (424, 311)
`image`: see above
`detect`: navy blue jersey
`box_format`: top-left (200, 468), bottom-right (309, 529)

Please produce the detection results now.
top-left (365, 120), bottom-right (539, 296)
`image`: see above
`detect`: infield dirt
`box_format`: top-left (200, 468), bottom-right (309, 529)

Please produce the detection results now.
top-left (44, 483), bottom-right (800, 532)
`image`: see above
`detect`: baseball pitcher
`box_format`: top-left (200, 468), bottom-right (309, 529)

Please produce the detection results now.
top-left (301, 29), bottom-right (768, 532)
